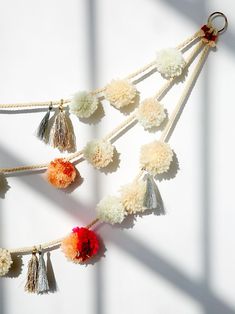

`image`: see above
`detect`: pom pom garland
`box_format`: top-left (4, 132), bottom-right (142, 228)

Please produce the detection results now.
top-left (96, 195), bottom-right (126, 224)
top-left (0, 248), bottom-right (13, 277)
top-left (156, 48), bottom-right (186, 78)
top-left (0, 13), bottom-right (224, 294)
top-left (70, 91), bottom-right (99, 118)
top-left (46, 158), bottom-right (77, 189)
top-left (140, 140), bottom-right (173, 175)
top-left (104, 79), bottom-right (137, 109)
top-left (83, 140), bottom-right (114, 169)
top-left (136, 98), bottom-right (166, 129)
top-left (61, 227), bottom-right (99, 263)
top-left (120, 180), bottom-right (147, 214)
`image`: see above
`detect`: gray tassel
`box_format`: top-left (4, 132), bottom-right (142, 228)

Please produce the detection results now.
top-left (143, 174), bottom-right (158, 210)
top-left (37, 251), bottom-right (49, 294)
top-left (24, 250), bottom-right (39, 293)
top-left (50, 104), bottom-right (76, 152)
top-left (37, 104), bottom-right (53, 142)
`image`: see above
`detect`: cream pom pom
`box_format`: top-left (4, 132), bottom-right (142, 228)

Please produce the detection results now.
top-left (104, 79), bottom-right (137, 109)
top-left (120, 180), bottom-right (146, 214)
top-left (0, 248), bottom-right (12, 277)
top-left (136, 98), bottom-right (166, 130)
top-left (96, 195), bottom-right (126, 224)
top-left (140, 140), bottom-right (173, 175)
top-left (156, 48), bottom-right (186, 78)
top-left (70, 91), bottom-right (99, 118)
top-left (83, 140), bottom-right (114, 169)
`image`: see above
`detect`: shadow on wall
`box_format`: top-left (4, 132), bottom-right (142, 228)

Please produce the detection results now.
top-left (0, 1), bottom-right (235, 314)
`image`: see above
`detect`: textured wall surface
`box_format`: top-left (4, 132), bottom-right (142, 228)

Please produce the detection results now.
top-left (0, 1), bottom-right (234, 313)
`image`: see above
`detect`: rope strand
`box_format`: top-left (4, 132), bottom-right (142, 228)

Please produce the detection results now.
top-left (9, 218), bottom-right (100, 254)
top-left (0, 31), bottom-right (200, 110)
top-left (0, 40), bottom-right (204, 174)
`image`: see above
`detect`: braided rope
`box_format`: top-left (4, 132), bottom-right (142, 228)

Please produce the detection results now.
top-left (0, 31), bottom-right (200, 110)
top-left (0, 40), bottom-right (203, 175)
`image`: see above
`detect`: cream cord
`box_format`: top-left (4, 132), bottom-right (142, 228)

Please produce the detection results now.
top-left (8, 43), bottom-right (210, 255)
top-left (0, 31), bottom-right (200, 110)
top-left (0, 40), bottom-right (203, 175)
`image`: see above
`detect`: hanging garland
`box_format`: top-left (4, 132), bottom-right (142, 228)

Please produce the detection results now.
top-left (0, 12), bottom-right (227, 294)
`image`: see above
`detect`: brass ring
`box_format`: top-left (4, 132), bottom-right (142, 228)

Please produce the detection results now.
top-left (207, 12), bottom-right (228, 33)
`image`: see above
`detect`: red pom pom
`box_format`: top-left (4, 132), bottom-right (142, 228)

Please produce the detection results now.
top-left (73, 227), bottom-right (99, 262)
top-left (46, 158), bottom-right (77, 189)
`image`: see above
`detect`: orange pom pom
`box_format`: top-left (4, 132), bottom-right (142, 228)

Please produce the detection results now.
top-left (46, 158), bottom-right (77, 188)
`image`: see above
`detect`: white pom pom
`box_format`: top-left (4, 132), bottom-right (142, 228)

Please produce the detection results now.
top-left (70, 91), bottom-right (99, 118)
top-left (97, 195), bottom-right (126, 224)
top-left (83, 140), bottom-right (114, 169)
top-left (136, 98), bottom-right (166, 130)
top-left (104, 79), bottom-right (137, 109)
top-left (140, 140), bottom-right (173, 175)
top-left (156, 48), bottom-right (186, 79)
top-left (0, 248), bottom-right (12, 277)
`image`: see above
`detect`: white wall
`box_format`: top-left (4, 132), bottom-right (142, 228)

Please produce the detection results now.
top-left (0, 1), bottom-right (234, 314)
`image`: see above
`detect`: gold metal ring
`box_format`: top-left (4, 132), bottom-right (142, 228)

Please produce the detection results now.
top-left (207, 12), bottom-right (228, 33)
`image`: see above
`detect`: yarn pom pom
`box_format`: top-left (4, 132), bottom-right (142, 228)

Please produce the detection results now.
top-left (83, 140), bottom-right (114, 169)
top-left (104, 79), bottom-right (137, 109)
top-left (47, 158), bottom-right (77, 189)
top-left (70, 91), bottom-right (99, 118)
top-left (120, 180), bottom-right (146, 214)
top-left (136, 98), bottom-right (166, 130)
top-left (61, 227), bottom-right (99, 263)
top-left (0, 248), bottom-right (13, 277)
top-left (140, 140), bottom-right (173, 175)
top-left (96, 195), bottom-right (126, 224)
top-left (156, 48), bottom-right (186, 78)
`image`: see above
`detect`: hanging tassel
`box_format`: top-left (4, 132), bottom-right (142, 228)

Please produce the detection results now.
top-left (0, 172), bottom-right (10, 198)
top-left (50, 99), bottom-right (76, 152)
top-left (37, 103), bottom-right (53, 143)
top-left (24, 249), bottom-right (39, 293)
top-left (143, 174), bottom-right (158, 210)
top-left (37, 250), bottom-right (49, 294)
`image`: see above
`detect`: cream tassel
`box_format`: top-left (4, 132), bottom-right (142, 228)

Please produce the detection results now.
top-left (50, 100), bottom-right (76, 152)
top-left (24, 249), bottom-right (39, 293)
top-left (37, 250), bottom-right (49, 294)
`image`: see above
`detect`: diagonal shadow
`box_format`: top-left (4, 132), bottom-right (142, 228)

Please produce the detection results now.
top-left (156, 0), bottom-right (235, 54)
top-left (107, 229), bottom-right (235, 314)
top-left (0, 2), bottom-right (233, 313)
top-left (0, 144), bottom-right (96, 225)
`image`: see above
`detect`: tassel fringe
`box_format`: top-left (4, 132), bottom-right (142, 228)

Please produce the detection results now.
top-left (37, 105), bottom-right (52, 143)
top-left (50, 107), bottom-right (76, 152)
top-left (24, 250), bottom-right (39, 293)
top-left (143, 174), bottom-right (158, 210)
top-left (37, 251), bottom-right (49, 294)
